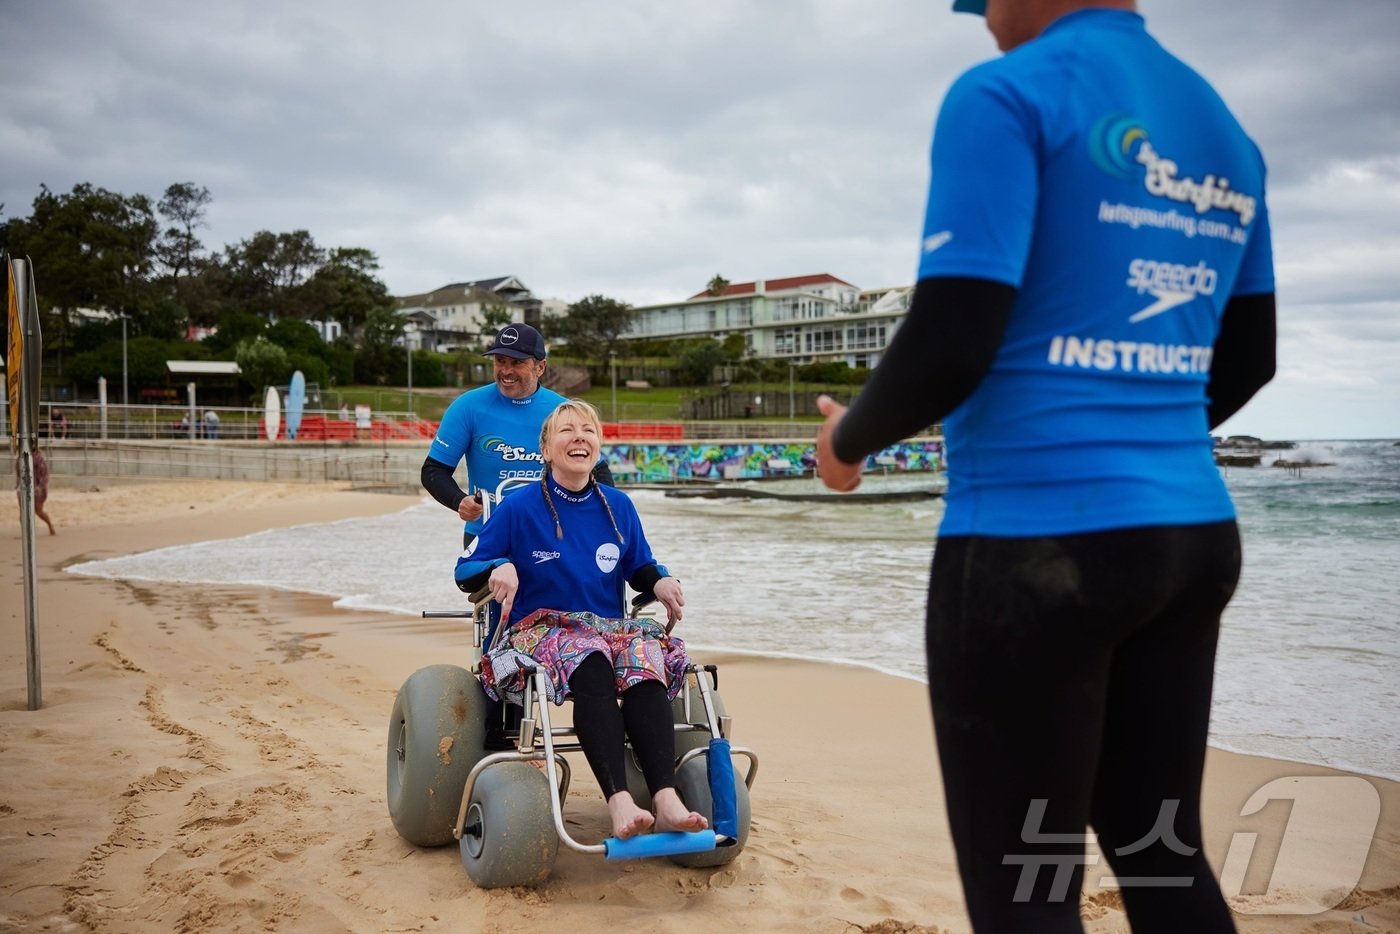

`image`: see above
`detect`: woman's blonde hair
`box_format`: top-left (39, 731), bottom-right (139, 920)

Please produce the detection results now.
top-left (538, 399), bottom-right (603, 462)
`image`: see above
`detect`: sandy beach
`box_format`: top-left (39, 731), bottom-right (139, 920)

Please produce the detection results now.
top-left (2, 479), bottom-right (1396, 933)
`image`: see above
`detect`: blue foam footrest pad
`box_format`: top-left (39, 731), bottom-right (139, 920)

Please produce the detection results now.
top-left (603, 829), bottom-right (717, 861)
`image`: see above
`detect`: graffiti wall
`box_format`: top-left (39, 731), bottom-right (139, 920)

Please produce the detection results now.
top-left (601, 439), bottom-right (942, 483)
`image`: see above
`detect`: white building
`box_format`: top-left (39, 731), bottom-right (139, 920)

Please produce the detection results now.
top-left (628, 273), bottom-right (912, 368)
top-left (394, 276), bottom-right (545, 352)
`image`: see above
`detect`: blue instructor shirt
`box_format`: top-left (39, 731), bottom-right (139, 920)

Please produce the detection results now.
top-left (918, 9), bottom-right (1275, 536)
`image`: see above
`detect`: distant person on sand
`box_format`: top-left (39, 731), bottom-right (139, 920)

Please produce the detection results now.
top-left (453, 400), bottom-right (704, 841)
top-left (420, 322), bottom-right (612, 549)
top-left (817, 0), bottom-right (1275, 930)
top-left (203, 409), bottom-right (220, 440)
top-left (15, 448), bottom-right (56, 535)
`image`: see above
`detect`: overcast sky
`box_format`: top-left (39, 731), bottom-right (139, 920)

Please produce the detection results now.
top-left (3, 1), bottom-right (1397, 440)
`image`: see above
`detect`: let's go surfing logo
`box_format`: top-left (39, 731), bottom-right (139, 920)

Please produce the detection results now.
top-left (1090, 114), bottom-right (1257, 227)
top-left (477, 435), bottom-right (544, 463)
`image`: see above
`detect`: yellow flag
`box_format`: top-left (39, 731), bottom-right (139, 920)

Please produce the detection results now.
top-left (6, 256), bottom-right (21, 453)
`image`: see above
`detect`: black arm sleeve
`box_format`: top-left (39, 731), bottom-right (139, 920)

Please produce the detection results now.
top-left (1207, 292), bottom-right (1276, 430)
top-left (627, 563), bottom-right (665, 597)
top-left (592, 459), bottom-right (616, 488)
top-left (421, 456), bottom-right (468, 512)
top-left (832, 276), bottom-right (1016, 464)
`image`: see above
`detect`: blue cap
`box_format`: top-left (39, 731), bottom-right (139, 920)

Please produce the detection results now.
top-left (952, 0), bottom-right (986, 14)
top-left (483, 323), bottom-right (547, 360)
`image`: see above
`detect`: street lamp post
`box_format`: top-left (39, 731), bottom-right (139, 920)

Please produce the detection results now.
top-left (788, 361), bottom-right (796, 421)
top-left (120, 313), bottom-right (129, 437)
top-left (609, 350), bottom-right (618, 423)
top-left (406, 333), bottom-right (414, 417)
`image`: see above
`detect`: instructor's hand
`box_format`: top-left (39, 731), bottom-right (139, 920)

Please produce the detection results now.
top-left (816, 395), bottom-right (862, 493)
top-left (457, 493), bottom-right (484, 523)
top-left (488, 562), bottom-right (518, 625)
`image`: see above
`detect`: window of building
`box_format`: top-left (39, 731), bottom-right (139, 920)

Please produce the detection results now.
top-left (846, 321), bottom-right (887, 350)
top-left (805, 327), bottom-right (841, 354)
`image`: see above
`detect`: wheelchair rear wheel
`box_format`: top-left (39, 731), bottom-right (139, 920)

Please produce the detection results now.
top-left (386, 664), bottom-right (488, 847)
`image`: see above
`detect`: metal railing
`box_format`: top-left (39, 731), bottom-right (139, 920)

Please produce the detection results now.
top-left (18, 400), bottom-right (854, 444)
top-left (15, 400), bottom-right (419, 443)
top-left (5, 440), bottom-right (429, 491)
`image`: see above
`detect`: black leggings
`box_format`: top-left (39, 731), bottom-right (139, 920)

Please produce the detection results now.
top-left (568, 653), bottom-right (676, 801)
top-left (926, 522), bottom-right (1241, 933)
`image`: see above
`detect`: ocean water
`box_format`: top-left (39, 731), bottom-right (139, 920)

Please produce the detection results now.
top-left (68, 441), bottom-right (1399, 781)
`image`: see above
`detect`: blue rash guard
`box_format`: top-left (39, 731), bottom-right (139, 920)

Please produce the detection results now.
top-left (453, 477), bottom-right (670, 621)
top-left (917, 9), bottom-right (1275, 536)
top-left (425, 383), bottom-right (566, 536)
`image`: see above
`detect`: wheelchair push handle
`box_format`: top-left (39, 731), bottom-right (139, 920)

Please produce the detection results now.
top-left (629, 592), bottom-right (679, 634)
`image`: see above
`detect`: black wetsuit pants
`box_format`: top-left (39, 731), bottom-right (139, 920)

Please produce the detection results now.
top-left (568, 652), bottom-right (676, 800)
top-left (926, 521), bottom-right (1241, 933)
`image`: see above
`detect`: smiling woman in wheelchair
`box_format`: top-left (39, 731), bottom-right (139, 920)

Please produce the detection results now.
top-left (453, 399), bottom-right (706, 841)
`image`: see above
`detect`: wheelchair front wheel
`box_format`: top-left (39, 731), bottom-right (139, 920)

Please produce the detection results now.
top-left (460, 761), bottom-right (559, 888)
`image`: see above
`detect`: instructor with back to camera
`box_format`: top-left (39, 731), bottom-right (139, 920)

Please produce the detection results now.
top-left (817, 1), bottom-right (1276, 930)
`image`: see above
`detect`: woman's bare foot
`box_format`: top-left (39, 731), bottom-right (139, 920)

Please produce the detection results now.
top-left (606, 791), bottom-right (654, 840)
top-left (652, 787), bottom-right (708, 833)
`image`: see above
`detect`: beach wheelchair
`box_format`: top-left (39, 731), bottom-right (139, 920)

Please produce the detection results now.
top-left (385, 478), bottom-right (758, 888)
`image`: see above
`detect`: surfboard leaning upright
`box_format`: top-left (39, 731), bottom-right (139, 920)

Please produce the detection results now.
top-left (264, 386), bottom-right (282, 441)
top-left (286, 370), bottom-right (306, 440)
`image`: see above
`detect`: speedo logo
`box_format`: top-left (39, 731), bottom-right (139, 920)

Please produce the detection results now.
top-left (532, 550), bottom-right (561, 564)
top-left (1126, 258), bottom-right (1218, 324)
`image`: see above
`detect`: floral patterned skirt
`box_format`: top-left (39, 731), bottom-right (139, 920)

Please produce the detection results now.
top-left (481, 608), bottom-right (690, 706)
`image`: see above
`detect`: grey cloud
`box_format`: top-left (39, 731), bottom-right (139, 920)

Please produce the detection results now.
top-left (3, 0), bottom-right (1399, 436)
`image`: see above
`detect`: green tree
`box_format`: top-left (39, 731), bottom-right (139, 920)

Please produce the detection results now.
top-left (156, 182), bottom-right (212, 314)
top-left (235, 336), bottom-right (290, 395)
top-left (220, 229), bottom-right (325, 320)
top-left (68, 335), bottom-right (213, 390)
top-left (267, 317), bottom-right (329, 357)
top-left (677, 339), bottom-right (733, 385)
top-left (306, 246), bottom-right (393, 340)
top-left (1, 183), bottom-right (160, 370)
top-left (706, 274), bottom-right (730, 296)
top-left (201, 311), bottom-right (268, 355)
top-left (479, 302), bottom-right (515, 343)
top-left (353, 307), bottom-right (407, 384)
top-left (554, 295), bottom-right (633, 362)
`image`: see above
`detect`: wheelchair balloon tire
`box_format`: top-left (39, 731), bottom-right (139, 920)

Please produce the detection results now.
top-left (460, 761), bottom-right (558, 888)
top-left (386, 664), bottom-right (488, 847)
top-left (668, 754), bottom-right (751, 868)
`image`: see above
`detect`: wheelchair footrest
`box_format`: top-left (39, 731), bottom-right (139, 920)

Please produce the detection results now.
top-left (603, 829), bottom-right (717, 861)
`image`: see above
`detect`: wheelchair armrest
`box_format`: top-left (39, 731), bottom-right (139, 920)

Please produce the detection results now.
top-left (456, 566), bottom-right (493, 596)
